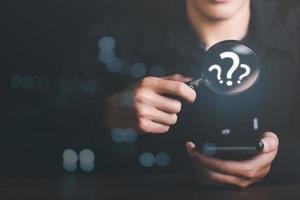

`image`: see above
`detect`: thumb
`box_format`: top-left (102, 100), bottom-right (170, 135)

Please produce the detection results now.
top-left (185, 141), bottom-right (196, 154)
top-left (260, 132), bottom-right (279, 153)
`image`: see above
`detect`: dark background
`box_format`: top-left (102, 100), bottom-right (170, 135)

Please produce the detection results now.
top-left (2, 0), bottom-right (300, 175)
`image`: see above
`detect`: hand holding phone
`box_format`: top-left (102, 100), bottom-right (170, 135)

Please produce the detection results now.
top-left (186, 132), bottom-right (279, 187)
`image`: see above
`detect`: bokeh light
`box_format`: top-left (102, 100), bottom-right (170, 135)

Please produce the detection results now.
top-left (111, 128), bottom-right (124, 143)
top-left (21, 75), bottom-right (33, 90)
top-left (80, 161), bottom-right (95, 172)
top-left (155, 152), bottom-right (171, 167)
top-left (63, 161), bottom-right (77, 172)
top-left (32, 76), bottom-right (43, 90)
top-left (139, 152), bottom-right (155, 167)
top-left (149, 65), bottom-right (166, 77)
top-left (79, 149), bottom-right (95, 163)
top-left (201, 143), bottom-right (217, 156)
top-left (98, 36), bottom-right (116, 51)
top-left (106, 57), bottom-right (123, 72)
top-left (123, 128), bottom-right (138, 143)
top-left (253, 117), bottom-right (259, 130)
top-left (97, 51), bottom-right (115, 64)
top-left (111, 128), bottom-right (138, 143)
top-left (130, 63), bottom-right (146, 78)
top-left (117, 61), bottom-right (130, 75)
top-left (10, 74), bottom-right (22, 89)
top-left (221, 128), bottom-right (231, 136)
top-left (63, 149), bottom-right (78, 164)
top-left (81, 81), bottom-right (96, 95)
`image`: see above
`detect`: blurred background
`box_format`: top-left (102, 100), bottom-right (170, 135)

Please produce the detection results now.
top-left (2, 0), bottom-right (300, 175)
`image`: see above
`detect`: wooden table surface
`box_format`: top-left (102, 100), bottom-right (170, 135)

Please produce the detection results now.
top-left (0, 173), bottom-right (299, 200)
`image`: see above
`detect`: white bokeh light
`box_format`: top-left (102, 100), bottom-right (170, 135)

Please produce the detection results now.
top-left (79, 149), bottom-right (95, 164)
top-left (253, 117), bottom-right (259, 130)
top-left (221, 128), bottom-right (231, 136)
top-left (63, 149), bottom-right (78, 164)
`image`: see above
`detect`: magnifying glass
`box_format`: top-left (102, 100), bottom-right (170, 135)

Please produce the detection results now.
top-left (188, 40), bottom-right (260, 95)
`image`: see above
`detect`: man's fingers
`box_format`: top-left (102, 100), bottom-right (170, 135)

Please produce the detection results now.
top-left (154, 79), bottom-right (196, 103)
top-left (139, 76), bottom-right (196, 103)
top-left (260, 132), bottom-right (279, 153)
top-left (136, 118), bottom-right (169, 134)
top-left (199, 168), bottom-right (252, 188)
top-left (151, 93), bottom-right (182, 114)
top-left (146, 107), bottom-right (178, 126)
top-left (185, 141), bottom-right (275, 179)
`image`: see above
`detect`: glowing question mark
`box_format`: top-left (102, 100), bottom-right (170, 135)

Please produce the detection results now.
top-left (237, 64), bottom-right (251, 84)
top-left (208, 64), bottom-right (223, 84)
top-left (220, 52), bottom-right (240, 86)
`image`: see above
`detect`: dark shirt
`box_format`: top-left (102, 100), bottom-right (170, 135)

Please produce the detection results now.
top-left (58, 0), bottom-right (300, 182)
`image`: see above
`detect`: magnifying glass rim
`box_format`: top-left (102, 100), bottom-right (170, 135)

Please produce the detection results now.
top-left (200, 40), bottom-right (261, 96)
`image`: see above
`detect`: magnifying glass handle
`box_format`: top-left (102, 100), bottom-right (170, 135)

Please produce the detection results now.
top-left (187, 78), bottom-right (203, 90)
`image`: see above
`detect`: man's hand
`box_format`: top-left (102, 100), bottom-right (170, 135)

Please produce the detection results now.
top-left (104, 74), bottom-right (196, 134)
top-left (186, 132), bottom-right (279, 188)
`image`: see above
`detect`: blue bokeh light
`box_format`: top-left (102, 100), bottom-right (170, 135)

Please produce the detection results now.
top-left (130, 63), bottom-right (147, 78)
top-left (63, 161), bottom-right (77, 172)
top-left (98, 36), bottom-right (116, 51)
top-left (139, 152), bottom-right (155, 167)
top-left (111, 128), bottom-right (124, 143)
top-left (155, 152), bottom-right (171, 167)
top-left (149, 65), bottom-right (166, 77)
top-left (21, 75), bottom-right (33, 90)
top-left (123, 128), bottom-right (138, 143)
top-left (106, 57), bottom-right (123, 72)
top-left (202, 143), bottom-right (217, 156)
top-left (10, 74), bottom-right (22, 89)
top-left (81, 81), bottom-right (96, 95)
top-left (97, 51), bottom-right (115, 64)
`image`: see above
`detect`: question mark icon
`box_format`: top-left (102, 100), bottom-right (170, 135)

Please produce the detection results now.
top-left (220, 52), bottom-right (240, 86)
top-left (237, 64), bottom-right (251, 84)
top-left (208, 51), bottom-right (251, 86)
top-left (196, 40), bottom-right (260, 95)
top-left (208, 65), bottom-right (223, 84)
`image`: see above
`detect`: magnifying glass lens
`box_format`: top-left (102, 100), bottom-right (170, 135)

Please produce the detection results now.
top-left (190, 40), bottom-right (261, 95)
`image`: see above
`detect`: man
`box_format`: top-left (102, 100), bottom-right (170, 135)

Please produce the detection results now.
top-left (59, 0), bottom-right (300, 187)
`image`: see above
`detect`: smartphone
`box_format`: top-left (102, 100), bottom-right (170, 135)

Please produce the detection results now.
top-left (199, 141), bottom-right (264, 160)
